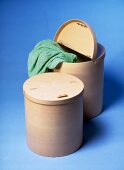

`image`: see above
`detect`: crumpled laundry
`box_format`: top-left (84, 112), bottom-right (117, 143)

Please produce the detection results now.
top-left (28, 39), bottom-right (77, 77)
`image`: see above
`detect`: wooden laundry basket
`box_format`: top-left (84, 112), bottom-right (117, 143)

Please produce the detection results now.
top-left (23, 73), bottom-right (84, 157)
top-left (54, 19), bottom-right (105, 119)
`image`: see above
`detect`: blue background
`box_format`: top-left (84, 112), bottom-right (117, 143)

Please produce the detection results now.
top-left (0, 0), bottom-right (124, 169)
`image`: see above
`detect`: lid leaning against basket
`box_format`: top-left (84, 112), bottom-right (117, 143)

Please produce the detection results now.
top-left (54, 19), bottom-right (97, 61)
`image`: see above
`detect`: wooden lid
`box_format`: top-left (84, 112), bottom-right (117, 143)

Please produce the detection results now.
top-left (54, 19), bottom-right (97, 60)
top-left (23, 73), bottom-right (84, 105)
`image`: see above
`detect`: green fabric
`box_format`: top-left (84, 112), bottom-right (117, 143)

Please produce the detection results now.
top-left (28, 39), bottom-right (77, 77)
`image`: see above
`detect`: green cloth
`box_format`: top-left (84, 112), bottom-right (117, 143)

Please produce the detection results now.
top-left (28, 39), bottom-right (77, 77)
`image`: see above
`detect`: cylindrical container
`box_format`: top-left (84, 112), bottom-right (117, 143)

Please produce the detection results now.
top-left (54, 44), bottom-right (105, 119)
top-left (54, 19), bottom-right (106, 119)
top-left (23, 73), bottom-right (84, 157)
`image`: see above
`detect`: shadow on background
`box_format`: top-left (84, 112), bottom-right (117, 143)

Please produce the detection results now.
top-left (83, 119), bottom-right (106, 145)
top-left (83, 71), bottom-right (124, 146)
top-left (103, 71), bottom-right (124, 110)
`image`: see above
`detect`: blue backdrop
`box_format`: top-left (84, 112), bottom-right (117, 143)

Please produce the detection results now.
top-left (0, 0), bottom-right (124, 170)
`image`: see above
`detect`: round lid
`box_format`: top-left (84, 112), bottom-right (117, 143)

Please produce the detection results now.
top-left (23, 73), bottom-right (84, 105)
top-left (54, 19), bottom-right (97, 60)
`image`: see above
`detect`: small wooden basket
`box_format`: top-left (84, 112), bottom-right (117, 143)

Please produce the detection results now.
top-left (23, 73), bottom-right (84, 157)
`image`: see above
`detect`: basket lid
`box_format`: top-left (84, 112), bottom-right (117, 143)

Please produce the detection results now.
top-left (54, 19), bottom-right (97, 60)
top-left (23, 73), bottom-right (84, 105)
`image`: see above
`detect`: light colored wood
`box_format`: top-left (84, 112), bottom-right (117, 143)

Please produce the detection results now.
top-left (23, 73), bottom-right (84, 157)
top-left (54, 19), bottom-right (97, 60)
top-left (23, 73), bottom-right (84, 105)
top-left (54, 44), bottom-right (105, 119)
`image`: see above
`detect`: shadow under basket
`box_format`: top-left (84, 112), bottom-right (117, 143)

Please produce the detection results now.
top-left (54, 43), bottom-right (105, 119)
